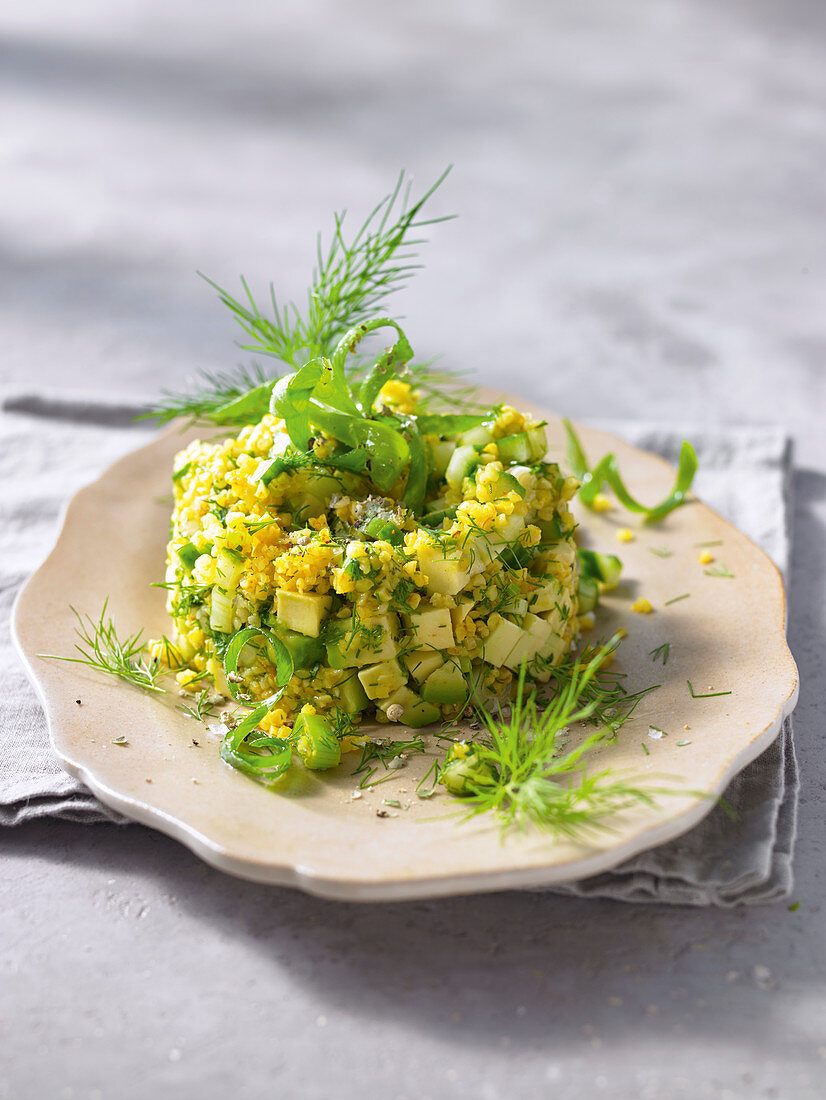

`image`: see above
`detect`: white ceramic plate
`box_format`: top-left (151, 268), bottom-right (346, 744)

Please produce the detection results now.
top-left (13, 402), bottom-right (798, 900)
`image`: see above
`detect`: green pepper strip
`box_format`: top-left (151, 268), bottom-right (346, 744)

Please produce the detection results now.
top-left (414, 413), bottom-right (492, 435)
top-left (398, 414), bottom-right (428, 515)
top-left (293, 712), bottom-right (341, 770)
top-left (329, 318), bottom-right (413, 414)
top-left (270, 360), bottom-right (326, 449)
top-left (308, 402), bottom-right (410, 493)
top-left (563, 418), bottom-right (698, 524)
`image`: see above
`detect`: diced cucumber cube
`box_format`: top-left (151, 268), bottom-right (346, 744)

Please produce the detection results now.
top-left (577, 576), bottom-right (599, 614)
top-left (459, 425), bottom-right (494, 447)
top-left (209, 588), bottom-right (235, 633)
top-left (496, 432), bottom-right (532, 463)
top-left (428, 439), bottom-right (456, 480)
top-left (215, 547), bottom-right (244, 590)
top-left (526, 424), bottom-right (547, 461)
top-left (445, 444), bottom-right (482, 491)
top-left (578, 550), bottom-right (623, 590)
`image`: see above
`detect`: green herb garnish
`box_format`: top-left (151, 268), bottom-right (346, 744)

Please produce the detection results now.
top-left (39, 601), bottom-right (166, 693)
top-left (664, 593), bottom-right (691, 606)
top-left (436, 638), bottom-right (674, 837)
top-left (649, 642), bottom-right (670, 665)
top-left (687, 680), bottom-right (732, 699)
top-left (563, 419), bottom-right (698, 524)
top-left (145, 170), bottom-right (466, 427)
top-left (704, 564), bottom-right (734, 578)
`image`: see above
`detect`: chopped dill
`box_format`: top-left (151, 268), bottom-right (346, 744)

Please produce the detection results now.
top-left (704, 563), bottom-right (734, 578)
top-left (353, 736), bottom-right (426, 789)
top-left (649, 642), bottom-right (670, 665)
top-left (39, 601), bottom-right (166, 694)
top-left (664, 593), bottom-right (691, 606)
top-left (648, 546), bottom-right (673, 558)
top-left (177, 687), bottom-right (224, 722)
top-left (687, 680), bottom-right (732, 699)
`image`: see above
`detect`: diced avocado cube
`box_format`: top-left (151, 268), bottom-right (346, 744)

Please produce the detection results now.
top-left (381, 686), bottom-right (440, 728)
top-left (538, 630), bottom-right (568, 665)
top-left (272, 627), bottom-right (323, 670)
top-left (526, 577), bottom-right (564, 614)
top-left (416, 543), bottom-right (472, 596)
top-left (421, 663), bottom-right (468, 705)
top-left (336, 671), bottom-right (369, 714)
top-left (358, 659), bottom-right (407, 701)
top-left (481, 617), bottom-right (524, 667)
top-left (464, 512), bottom-right (528, 576)
top-left (450, 601), bottom-right (474, 637)
top-left (328, 613), bottom-right (400, 667)
top-left (543, 592), bottom-right (574, 636)
top-left (505, 612), bottom-right (553, 668)
top-left (379, 686), bottom-right (421, 713)
top-left (275, 590), bottom-right (332, 637)
top-left (403, 650), bottom-right (445, 684)
top-left (537, 515), bottom-right (564, 542)
top-left (499, 596), bottom-right (528, 618)
top-left (325, 642), bottom-right (348, 669)
top-left (406, 604), bottom-right (455, 649)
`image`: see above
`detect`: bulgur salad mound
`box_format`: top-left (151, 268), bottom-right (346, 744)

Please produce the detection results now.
top-left (157, 319), bottom-right (595, 777)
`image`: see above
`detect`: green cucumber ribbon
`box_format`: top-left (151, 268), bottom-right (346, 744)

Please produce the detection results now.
top-left (563, 418), bottom-right (698, 524)
top-left (219, 626), bottom-right (296, 786)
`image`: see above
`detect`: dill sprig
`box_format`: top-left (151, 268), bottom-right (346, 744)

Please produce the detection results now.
top-left (177, 686), bottom-right (223, 722)
top-left (440, 638), bottom-right (674, 837)
top-left (353, 735), bottom-right (426, 789)
top-left (149, 362), bottom-right (273, 428)
top-left (39, 601), bottom-right (166, 693)
top-left (145, 169), bottom-right (460, 426)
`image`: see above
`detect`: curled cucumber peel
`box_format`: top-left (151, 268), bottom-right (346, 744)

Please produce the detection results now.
top-left (219, 626), bottom-right (296, 787)
top-left (563, 418), bottom-right (698, 524)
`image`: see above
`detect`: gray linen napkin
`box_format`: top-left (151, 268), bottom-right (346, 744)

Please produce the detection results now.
top-left (2, 393), bottom-right (797, 905)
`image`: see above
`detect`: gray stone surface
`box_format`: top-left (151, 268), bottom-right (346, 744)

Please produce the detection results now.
top-left (2, 1), bottom-right (825, 1097)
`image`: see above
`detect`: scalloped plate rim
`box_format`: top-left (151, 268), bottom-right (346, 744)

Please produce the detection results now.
top-left (11, 412), bottom-right (800, 901)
